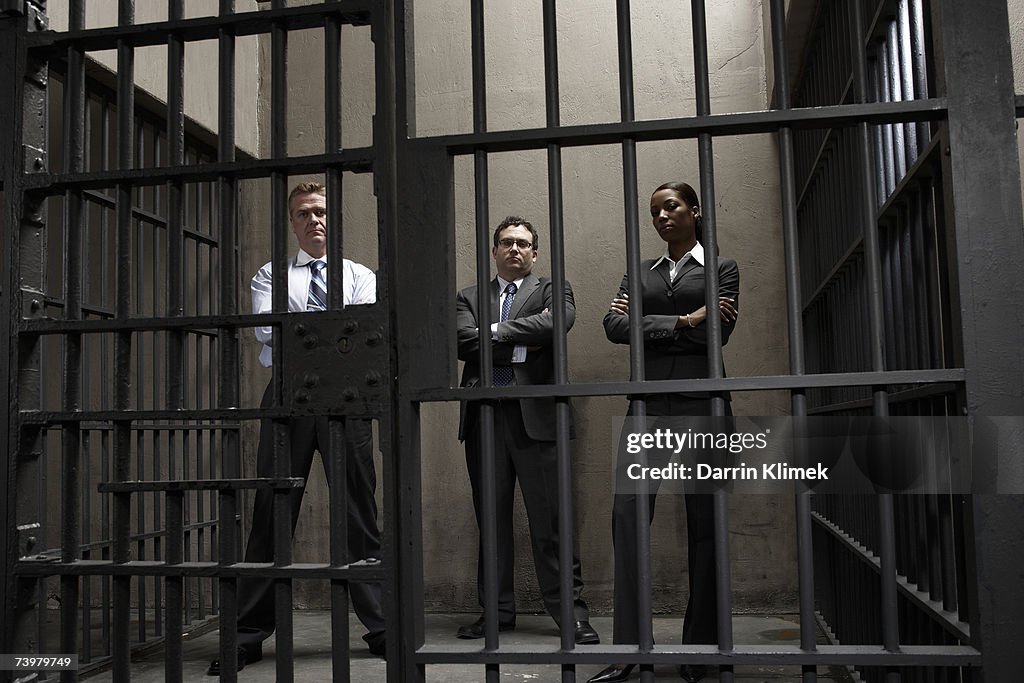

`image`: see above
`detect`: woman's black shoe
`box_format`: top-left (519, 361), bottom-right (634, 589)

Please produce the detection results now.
top-left (587, 664), bottom-right (635, 683)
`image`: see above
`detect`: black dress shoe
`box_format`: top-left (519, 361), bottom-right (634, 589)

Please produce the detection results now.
top-left (366, 631), bottom-right (386, 657)
top-left (206, 644), bottom-right (262, 676)
top-left (574, 620), bottom-right (600, 645)
top-left (680, 663), bottom-right (707, 682)
top-left (455, 615), bottom-right (516, 639)
top-left (587, 664), bottom-right (635, 682)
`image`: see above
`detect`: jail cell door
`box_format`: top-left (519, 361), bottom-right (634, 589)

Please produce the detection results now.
top-left (1, 1), bottom-right (402, 682)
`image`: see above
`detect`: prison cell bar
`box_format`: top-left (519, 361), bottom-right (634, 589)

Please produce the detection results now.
top-left (215, 1), bottom-right (243, 681)
top-left (768, 1), bottom-right (818, 682)
top-left (538, 2), bottom-right (579, 678)
top-left (467, 3), bottom-right (503, 682)
top-left (612, 2), bottom-right (656, 681)
top-left (324, 8), bottom-right (354, 681)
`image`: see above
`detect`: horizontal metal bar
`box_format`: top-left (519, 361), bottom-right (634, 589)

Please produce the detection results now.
top-left (28, 2), bottom-right (371, 54)
top-left (18, 371), bottom-right (964, 426)
top-left (408, 368), bottom-right (966, 402)
top-left (51, 421), bottom-right (243, 431)
top-left (14, 559), bottom-right (386, 580)
top-left (97, 477), bottom-right (305, 493)
top-left (807, 383), bottom-right (960, 415)
top-left (1016, 94), bottom-right (1024, 117)
top-left (423, 99), bottom-right (947, 155)
top-left (73, 518), bottom-right (226, 553)
top-left (20, 311), bottom-right (332, 334)
top-left (811, 511), bottom-right (970, 641)
top-left (21, 150), bottom-right (374, 193)
top-left (20, 407), bottom-right (382, 424)
top-left (32, 298), bottom-right (221, 334)
top-left (413, 643), bottom-right (980, 666)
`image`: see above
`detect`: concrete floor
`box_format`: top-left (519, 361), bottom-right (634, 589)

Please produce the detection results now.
top-left (81, 612), bottom-right (854, 682)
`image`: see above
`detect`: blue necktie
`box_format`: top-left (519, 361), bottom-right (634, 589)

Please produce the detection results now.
top-left (493, 282), bottom-right (517, 386)
top-left (307, 260), bottom-right (327, 311)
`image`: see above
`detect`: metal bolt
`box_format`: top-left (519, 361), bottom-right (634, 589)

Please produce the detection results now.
top-left (35, 15), bottom-right (45, 30)
top-left (365, 371), bottom-right (381, 387)
top-left (30, 299), bottom-right (41, 311)
top-left (344, 319), bottom-right (359, 334)
top-left (303, 334), bottom-right (318, 349)
top-left (337, 337), bottom-right (352, 354)
top-left (294, 323), bottom-right (307, 336)
top-left (303, 373), bottom-right (319, 388)
top-left (294, 389), bottom-right (309, 404)
top-left (365, 330), bottom-right (383, 346)
top-left (342, 388), bottom-right (358, 401)
top-left (34, 157), bottom-right (44, 170)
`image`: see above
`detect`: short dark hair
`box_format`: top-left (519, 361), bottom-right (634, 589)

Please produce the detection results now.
top-left (288, 181), bottom-right (326, 215)
top-left (653, 181), bottom-right (703, 243)
top-left (492, 216), bottom-right (539, 250)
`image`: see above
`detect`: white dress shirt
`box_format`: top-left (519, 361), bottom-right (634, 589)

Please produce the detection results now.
top-left (650, 241), bottom-right (706, 281)
top-left (490, 275), bottom-right (527, 363)
top-left (251, 248), bottom-right (376, 367)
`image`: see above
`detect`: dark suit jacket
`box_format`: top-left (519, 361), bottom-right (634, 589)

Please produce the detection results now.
top-left (603, 255), bottom-right (739, 393)
top-left (456, 274), bottom-right (576, 442)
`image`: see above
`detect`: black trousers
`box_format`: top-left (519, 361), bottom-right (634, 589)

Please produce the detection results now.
top-left (464, 400), bottom-right (589, 623)
top-left (611, 395), bottom-right (729, 645)
top-left (236, 383), bottom-right (385, 648)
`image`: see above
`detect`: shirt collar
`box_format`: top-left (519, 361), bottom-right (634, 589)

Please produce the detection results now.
top-left (496, 274), bottom-right (526, 291)
top-left (295, 248), bottom-right (328, 267)
top-left (650, 241), bottom-right (705, 271)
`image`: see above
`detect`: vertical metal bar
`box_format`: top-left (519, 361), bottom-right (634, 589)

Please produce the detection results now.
top-left (324, 13), bottom-right (351, 682)
top-left (215, 0), bottom-right (241, 674)
top-left (327, 419), bottom-right (351, 683)
top-left (908, 0), bottom-right (929, 147)
top-left (98, 86), bottom-right (113, 658)
top-left (1, 0), bottom-right (45, 664)
top-left (886, 22), bottom-right (906, 181)
top-left (61, 2), bottom-right (86, 679)
top-left (468, 3), bottom-right (500, 679)
top-left (614, 4), bottom-right (654, 679)
top-left (769, 2), bottom-right (817, 680)
top-left (112, 2), bottom-right (135, 679)
top-left (387, 2), bottom-right (434, 678)
top-left (161, 4), bottom-right (187, 672)
top-left (167, 0), bottom-right (185, 399)
top-left (897, 0), bottom-right (918, 161)
top-left (539, 1), bottom-right (575, 673)
top-left (165, 491), bottom-right (184, 683)
top-left (269, 2), bottom-right (293, 680)
top-left (691, 5), bottom-right (732, 683)
top-left (850, 4), bottom-right (899, 680)
top-left (938, 0), bottom-right (1024, 680)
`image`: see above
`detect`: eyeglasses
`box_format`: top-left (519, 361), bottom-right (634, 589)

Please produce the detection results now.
top-left (497, 238), bottom-right (533, 250)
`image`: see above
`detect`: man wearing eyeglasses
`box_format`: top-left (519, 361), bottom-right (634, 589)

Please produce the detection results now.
top-left (454, 216), bottom-right (599, 645)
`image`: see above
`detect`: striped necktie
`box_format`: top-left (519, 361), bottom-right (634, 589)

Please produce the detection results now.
top-left (493, 282), bottom-right (517, 386)
top-left (307, 259), bottom-right (327, 311)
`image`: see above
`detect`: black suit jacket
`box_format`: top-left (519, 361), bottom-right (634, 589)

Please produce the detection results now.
top-left (603, 255), bottom-right (739, 394)
top-left (456, 274), bottom-right (576, 442)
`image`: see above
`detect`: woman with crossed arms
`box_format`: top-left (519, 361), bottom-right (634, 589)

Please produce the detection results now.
top-left (591, 181), bottom-right (739, 683)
